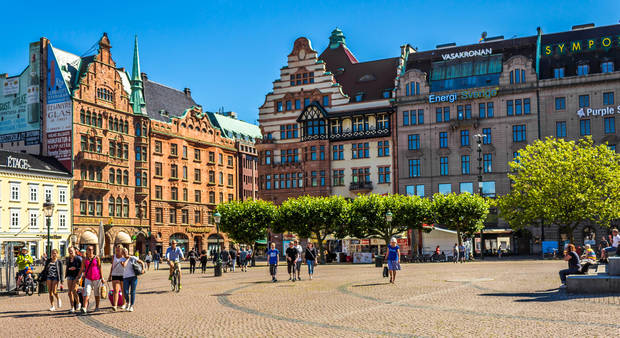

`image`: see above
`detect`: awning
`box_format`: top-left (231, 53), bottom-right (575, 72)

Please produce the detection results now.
top-left (80, 231), bottom-right (98, 244)
top-left (115, 232), bottom-right (132, 244)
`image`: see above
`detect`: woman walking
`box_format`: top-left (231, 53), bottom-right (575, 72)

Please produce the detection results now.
top-left (121, 248), bottom-right (145, 312)
top-left (108, 245), bottom-right (126, 311)
top-left (43, 249), bottom-right (64, 311)
top-left (384, 238), bottom-right (401, 284)
top-left (65, 247), bottom-right (82, 313)
top-left (77, 245), bottom-right (104, 314)
top-left (305, 242), bottom-right (318, 280)
top-left (145, 252), bottom-right (152, 271)
top-left (153, 251), bottom-right (160, 271)
top-left (200, 250), bottom-right (208, 273)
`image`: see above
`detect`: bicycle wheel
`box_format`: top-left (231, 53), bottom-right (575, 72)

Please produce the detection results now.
top-left (170, 274), bottom-right (177, 291)
top-left (175, 271), bottom-right (180, 293)
top-left (26, 283), bottom-right (34, 296)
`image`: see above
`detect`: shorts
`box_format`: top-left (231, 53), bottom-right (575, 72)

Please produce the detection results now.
top-left (604, 247), bottom-right (617, 254)
top-left (84, 279), bottom-right (102, 297)
top-left (269, 264), bottom-right (277, 276)
top-left (111, 275), bottom-right (124, 282)
top-left (66, 276), bottom-right (77, 281)
top-left (47, 276), bottom-right (59, 281)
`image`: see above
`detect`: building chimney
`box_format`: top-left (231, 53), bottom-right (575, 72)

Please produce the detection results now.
top-left (141, 72), bottom-right (148, 81)
top-left (184, 88), bottom-right (191, 97)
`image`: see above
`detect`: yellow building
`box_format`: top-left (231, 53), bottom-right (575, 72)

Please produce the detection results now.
top-left (0, 151), bottom-right (72, 259)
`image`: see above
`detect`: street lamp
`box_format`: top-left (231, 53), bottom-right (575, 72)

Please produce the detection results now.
top-left (213, 211), bottom-right (222, 277)
top-left (474, 134), bottom-right (485, 260)
top-left (385, 210), bottom-right (393, 223)
top-left (43, 197), bottom-right (55, 258)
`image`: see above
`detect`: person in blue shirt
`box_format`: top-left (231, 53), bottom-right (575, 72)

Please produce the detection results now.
top-left (267, 242), bottom-right (280, 282)
top-left (384, 238), bottom-right (401, 284)
top-left (165, 240), bottom-right (185, 287)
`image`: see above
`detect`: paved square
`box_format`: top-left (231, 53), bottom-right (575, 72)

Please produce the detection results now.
top-left (1, 260), bottom-right (618, 337)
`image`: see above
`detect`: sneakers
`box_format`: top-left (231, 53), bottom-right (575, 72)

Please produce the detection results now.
top-left (292, 278), bottom-right (296, 282)
top-left (297, 276), bottom-right (301, 281)
top-left (57, 299), bottom-right (62, 309)
top-left (49, 306), bottom-right (55, 312)
top-left (128, 306), bottom-right (134, 312)
top-left (70, 307), bottom-right (75, 313)
top-left (121, 303), bottom-right (127, 311)
top-left (81, 307), bottom-right (87, 315)
top-left (75, 304), bottom-right (81, 311)
top-left (310, 275), bottom-right (313, 280)
top-left (113, 306), bottom-right (117, 312)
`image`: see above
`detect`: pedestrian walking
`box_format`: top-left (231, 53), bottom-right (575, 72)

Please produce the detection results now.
top-left (229, 246), bottom-right (237, 272)
top-left (458, 243), bottom-right (465, 263)
top-left (77, 245), bottom-right (104, 314)
top-left (65, 247), bottom-right (82, 313)
top-left (145, 252), bottom-right (152, 271)
top-left (559, 244), bottom-right (581, 288)
top-left (221, 247), bottom-right (230, 272)
top-left (108, 245), bottom-right (126, 311)
top-left (384, 238), bottom-right (401, 284)
top-left (121, 248), bottom-right (145, 312)
top-left (267, 243), bottom-right (279, 282)
top-left (42, 249), bottom-right (64, 311)
top-left (239, 247), bottom-right (247, 272)
top-left (153, 251), bottom-right (160, 271)
top-left (305, 242), bottom-right (318, 280)
top-left (453, 243), bottom-right (459, 263)
top-left (286, 241), bottom-right (298, 282)
top-left (188, 248), bottom-right (198, 274)
top-left (294, 240), bottom-right (303, 280)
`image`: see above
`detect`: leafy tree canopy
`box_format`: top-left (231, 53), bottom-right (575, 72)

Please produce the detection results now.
top-left (216, 199), bottom-right (276, 246)
top-left (431, 192), bottom-right (489, 244)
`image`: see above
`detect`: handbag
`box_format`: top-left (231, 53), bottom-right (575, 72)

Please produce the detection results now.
top-left (131, 259), bottom-right (143, 275)
top-left (99, 283), bottom-right (107, 299)
top-left (382, 265), bottom-right (389, 278)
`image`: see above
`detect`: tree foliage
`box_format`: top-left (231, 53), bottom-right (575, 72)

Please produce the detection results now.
top-left (431, 193), bottom-right (489, 245)
top-left (498, 137), bottom-right (620, 242)
top-left (216, 199), bottom-right (276, 246)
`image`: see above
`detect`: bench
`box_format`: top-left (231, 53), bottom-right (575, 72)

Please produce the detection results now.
top-left (566, 273), bottom-right (620, 294)
top-left (607, 257), bottom-right (620, 276)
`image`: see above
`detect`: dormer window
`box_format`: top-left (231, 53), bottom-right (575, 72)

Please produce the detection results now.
top-left (509, 69), bottom-right (525, 84)
top-left (601, 61), bottom-right (614, 73)
top-left (355, 93), bottom-right (364, 102)
top-left (577, 63), bottom-right (589, 76)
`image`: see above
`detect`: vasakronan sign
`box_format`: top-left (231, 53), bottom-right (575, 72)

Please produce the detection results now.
top-left (441, 48), bottom-right (493, 60)
top-left (429, 87), bottom-right (499, 104)
top-left (576, 105), bottom-right (618, 119)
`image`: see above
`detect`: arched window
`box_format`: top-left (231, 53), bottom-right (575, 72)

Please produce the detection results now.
top-left (86, 110), bottom-right (91, 125)
top-left (96, 196), bottom-right (103, 216)
top-left (114, 118), bottom-right (119, 131)
top-left (124, 121), bottom-right (129, 133)
top-left (97, 114), bottom-right (102, 128)
top-left (135, 123), bottom-right (141, 137)
top-left (123, 170), bottom-right (129, 185)
top-left (116, 197), bottom-right (122, 217)
top-left (123, 197), bottom-right (129, 217)
top-left (117, 143), bottom-right (122, 158)
top-left (108, 196), bottom-right (115, 216)
top-left (109, 168), bottom-right (115, 183)
top-left (135, 172), bottom-right (141, 186)
top-left (80, 110), bottom-right (85, 124)
top-left (116, 169), bottom-right (122, 185)
top-left (88, 165), bottom-right (95, 180)
top-left (142, 124), bottom-right (147, 136)
top-left (142, 172), bottom-right (147, 187)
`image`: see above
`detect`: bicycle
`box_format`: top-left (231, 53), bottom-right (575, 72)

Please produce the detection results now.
top-left (16, 270), bottom-right (36, 296)
top-left (170, 261), bottom-right (181, 293)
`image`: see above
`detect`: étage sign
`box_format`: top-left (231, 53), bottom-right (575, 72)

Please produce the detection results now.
top-left (544, 35), bottom-right (620, 56)
top-left (6, 155), bottom-right (31, 170)
top-left (577, 105), bottom-right (618, 119)
top-left (441, 48), bottom-right (492, 60)
top-left (429, 87), bottom-right (498, 104)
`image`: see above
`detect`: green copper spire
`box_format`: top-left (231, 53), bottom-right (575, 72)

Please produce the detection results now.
top-left (329, 28), bottom-right (346, 49)
top-left (130, 35), bottom-right (146, 115)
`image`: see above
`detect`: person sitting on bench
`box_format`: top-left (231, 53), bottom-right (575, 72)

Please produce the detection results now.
top-left (559, 244), bottom-right (581, 288)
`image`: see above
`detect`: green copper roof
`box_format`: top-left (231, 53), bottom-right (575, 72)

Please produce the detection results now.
top-left (129, 35), bottom-right (146, 116)
top-left (329, 28), bottom-right (346, 49)
top-left (206, 112), bottom-right (262, 142)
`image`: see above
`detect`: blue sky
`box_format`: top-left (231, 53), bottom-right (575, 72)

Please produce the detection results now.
top-left (1, 1), bottom-right (618, 124)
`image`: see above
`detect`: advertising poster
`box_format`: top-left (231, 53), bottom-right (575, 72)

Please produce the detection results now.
top-left (3, 78), bottom-right (19, 95)
top-left (45, 44), bottom-right (72, 171)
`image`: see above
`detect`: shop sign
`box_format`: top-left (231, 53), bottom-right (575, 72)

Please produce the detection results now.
top-left (187, 226), bottom-right (211, 233)
top-left (441, 48), bottom-right (492, 60)
top-left (576, 105), bottom-right (618, 119)
top-left (543, 35), bottom-right (619, 56)
top-left (350, 239), bottom-right (360, 245)
top-left (360, 239), bottom-right (370, 245)
top-left (6, 155), bottom-right (31, 170)
top-left (429, 87), bottom-right (498, 104)
top-left (37, 234), bottom-right (62, 239)
top-left (370, 238), bottom-right (386, 246)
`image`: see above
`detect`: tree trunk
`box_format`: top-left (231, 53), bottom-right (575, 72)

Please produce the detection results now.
top-left (456, 225), bottom-right (462, 246)
top-left (315, 232), bottom-right (326, 265)
top-left (251, 243), bottom-right (256, 267)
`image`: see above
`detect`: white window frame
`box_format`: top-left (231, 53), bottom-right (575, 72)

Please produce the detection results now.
top-left (10, 182), bottom-right (20, 202)
top-left (44, 185), bottom-right (53, 203)
top-left (29, 209), bottom-right (39, 230)
top-left (29, 184), bottom-right (39, 203)
top-left (10, 208), bottom-right (20, 230)
top-left (58, 210), bottom-right (68, 229)
top-left (58, 186), bottom-right (68, 204)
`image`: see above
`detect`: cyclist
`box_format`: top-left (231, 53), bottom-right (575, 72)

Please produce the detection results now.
top-left (16, 247), bottom-right (34, 289)
top-left (166, 240), bottom-right (184, 289)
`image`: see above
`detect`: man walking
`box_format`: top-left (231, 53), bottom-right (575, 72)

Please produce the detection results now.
top-left (188, 248), bottom-right (198, 274)
top-left (294, 240), bottom-right (303, 281)
top-left (286, 242), bottom-right (298, 282)
top-left (267, 243), bottom-right (279, 282)
top-left (229, 246), bottom-right (237, 272)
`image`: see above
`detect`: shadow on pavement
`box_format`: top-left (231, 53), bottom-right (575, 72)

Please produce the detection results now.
top-left (480, 289), bottom-right (618, 303)
top-left (136, 290), bottom-right (167, 295)
top-left (351, 282), bottom-right (391, 288)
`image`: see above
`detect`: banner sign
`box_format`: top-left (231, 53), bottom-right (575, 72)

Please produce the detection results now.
top-left (577, 105), bottom-right (618, 119)
top-left (3, 78), bottom-right (19, 96)
top-left (45, 45), bottom-right (72, 171)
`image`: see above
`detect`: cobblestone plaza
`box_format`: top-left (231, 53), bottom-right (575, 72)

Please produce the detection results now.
top-left (1, 260), bottom-right (618, 337)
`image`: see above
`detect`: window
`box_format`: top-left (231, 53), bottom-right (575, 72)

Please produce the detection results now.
top-left (280, 124), bottom-right (299, 139)
top-left (524, 98), bottom-right (530, 114)
top-left (436, 108), bottom-right (442, 123)
top-left (512, 125), bottom-right (526, 142)
top-left (408, 134), bottom-right (420, 150)
top-left (290, 72), bottom-right (314, 86)
top-left (322, 95), bottom-right (329, 107)
top-left (460, 130), bottom-right (470, 147)
top-left (378, 141), bottom-right (389, 157)
top-left (486, 102), bottom-right (494, 117)
top-left (181, 209), bottom-right (189, 224)
top-left (29, 210), bottom-right (38, 230)
top-left (579, 95), bottom-right (590, 108)
top-left (355, 93), bottom-right (364, 102)
top-left (29, 185), bottom-right (38, 203)
top-left (352, 168), bottom-right (370, 183)
top-left (194, 210), bottom-right (201, 224)
top-left (403, 111), bottom-right (409, 126)
top-left (514, 99), bottom-right (522, 115)
top-left (460, 182), bottom-right (474, 194)
top-left (352, 116), bottom-right (368, 132)
top-left (603, 92), bottom-right (615, 105)
top-left (209, 171), bottom-right (215, 183)
top-left (555, 97), bottom-right (566, 110)
top-left (601, 61), bottom-right (614, 73)
top-left (479, 103), bottom-right (486, 118)
top-left (440, 157), bottom-right (448, 176)
top-left (208, 151), bottom-right (215, 163)
top-left (320, 171), bottom-right (326, 186)
top-left (556, 121), bottom-right (567, 138)
top-left (155, 208), bottom-right (163, 223)
top-left (507, 100), bottom-right (514, 116)
top-left (58, 188), bottom-right (67, 204)
top-left (155, 162), bottom-right (162, 176)
top-left (304, 98), bottom-right (310, 107)
top-left (378, 166), bottom-right (391, 183)
top-left (577, 64), bottom-right (589, 76)
top-left (228, 155), bottom-right (233, 166)
top-left (170, 144), bottom-right (178, 156)
top-left (604, 117), bottom-right (616, 134)
top-left (194, 169), bottom-right (201, 182)
top-left (319, 146), bottom-right (325, 160)
top-left (108, 197), bottom-right (114, 216)
top-left (457, 104), bottom-right (471, 120)
top-left (483, 153), bottom-right (492, 173)
top-left (405, 184), bottom-right (425, 197)
top-left (122, 198), bottom-right (129, 217)
top-left (169, 209), bottom-right (177, 224)
top-left (171, 187), bottom-right (178, 200)
top-left (408, 159), bottom-right (420, 177)
top-left (58, 212), bottom-right (67, 229)
top-left (438, 183), bottom-right (452, 194)
top-left (461, 155), bottom-right (470, 174)
top-left (481, 181), bottom-right (496, 197)
top-left (209, 191), bottom-right (215, 204)
top-left (554, 67), bottom-right (565, 79)
top-left (580, 119), bottom-right (591, 136)
top-left (332, 145), bottom-right (343, 160)
top-left (376, 114), bottom-right (389, 129)
top-left (417, 109), bottom-right (424, 124)
top-left (332, 170), bottom-right (344, 186)
top-left (276, 101), bottom-right (284, 112)
top-left (509, 69), bottom-right (525, 84)
top-left (352, 143), bottom-right (369, 159)
top-left (155, 186), bottom-right (162, 199)
top-left (228, 174), bottom-right (234, 186)
top-left (331, 120), bottom-right (342, 134)
top-left (439, 132), bottom-right (448, 148)
top-left (194, 149), bottom-right (201, 161)
top-left (10, 209), bottom-right (20, 230)
top-left (10, 183), bottom-right (19, 201)
top-left (295, 99), bottom-right (301, 110)
top-left (171, 164), bottom-right (178, 178)
top-left (482, 128), bottom-right (492, 144)
top-left (219, 172), bottom-right (224, 185)
top-left (194, 190), bottom-right (201, 203)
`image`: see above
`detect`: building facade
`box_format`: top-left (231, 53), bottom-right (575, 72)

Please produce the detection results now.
top-left (0, 151), bottom-right (72, 259)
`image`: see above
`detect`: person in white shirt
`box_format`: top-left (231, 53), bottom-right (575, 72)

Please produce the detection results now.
top-left (601, 228), bottom-right (619, 261)
top-left (294, 240), bottom-right (303, 280)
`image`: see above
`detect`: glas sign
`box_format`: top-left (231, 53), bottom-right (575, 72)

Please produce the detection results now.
top-left (543, 35), bottom-right (620, 56)
top-left (576, 105), bottom-right (619, 119)
top-left (429, 87), bottom-right (498, 104)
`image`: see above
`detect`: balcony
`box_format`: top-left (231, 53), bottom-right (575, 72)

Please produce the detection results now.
top-left (349, 181), bottom-right (373, 191)
top-left (135, 187), bottom-right (149, 197)
top-left (449, 118), bottom-right (480, 131)
top-left (76, 151), bottom-right (109, 164)
top-left (169, 200), bottom-right (188, 208)
top-left (77, 180), bottom-right (109, 192)
top-left (134, 135), bottom-right (149, 145)
top-left (135, 161), bottom-right (148, 169)
top-left (328, 127), bottom-right (390, 142)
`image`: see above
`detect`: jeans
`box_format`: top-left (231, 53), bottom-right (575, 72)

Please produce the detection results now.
top-left (559, 268), bottom-right (580, 283)
top-left (123, 276), bottom-right (138, 306)
top-left (154, 260), bottom-right (159, 270)
top-left (189, 259), bottom-right (196, 274)
top-left (307, 260), bottom-right (315, 275)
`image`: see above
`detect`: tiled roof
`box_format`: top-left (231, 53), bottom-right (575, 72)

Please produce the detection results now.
top-left (142, 75), bottom-right (197, 122)
top-left (0, 150), bottom-right (71, 177)
top-left (206, 112), bottom-right (262, 142)
top-left (319, 45), bottom-right (399, 101)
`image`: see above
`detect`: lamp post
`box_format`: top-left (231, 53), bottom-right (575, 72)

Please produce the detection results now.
top-left (474, 134), bottom-right (485, 260)
top-left (42, 197), bottom-right (55, 258)
top-left (213, 212), bottom-right (222, 277)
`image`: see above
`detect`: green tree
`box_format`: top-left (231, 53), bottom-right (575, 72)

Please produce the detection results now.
top-left (431, 193), bottom-right (489, 245)
top-left (498, 137), bottom-right (620, 243)
top-left (347, 194), bottom-right (431, 250)
top-left (216, 200), bottom-right (276, 253)
top-left (275, 195), bottom-right (349, 264)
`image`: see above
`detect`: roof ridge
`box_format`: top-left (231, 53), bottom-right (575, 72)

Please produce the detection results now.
top-left (145, 78), bottom-right (187, 93)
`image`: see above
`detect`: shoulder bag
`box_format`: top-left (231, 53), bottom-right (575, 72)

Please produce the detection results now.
top-left (131, 258), bottom-right (143, 275)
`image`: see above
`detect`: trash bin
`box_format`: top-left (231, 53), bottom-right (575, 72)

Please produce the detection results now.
top-left (375, 256), bottom-right (384, 267)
